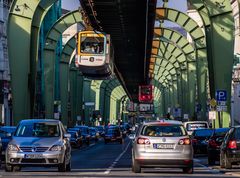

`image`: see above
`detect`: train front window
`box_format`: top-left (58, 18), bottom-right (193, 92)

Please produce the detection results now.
top-left (80, 36), bottom-right (104, 54)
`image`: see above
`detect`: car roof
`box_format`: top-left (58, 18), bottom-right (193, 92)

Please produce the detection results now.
top-left (184, 121), bottom-right (208, 124)
top-left (143, 120), bottom-right (183, 126)
top-left (232, 125), bottom-right (240, 128)
top-left (19, 119), bottom-right (61, 124)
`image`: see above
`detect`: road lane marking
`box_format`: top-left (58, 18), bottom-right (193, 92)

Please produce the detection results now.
top-left (104, 142), bottom-right (131, 174)
top-left (194, 158), bottom-right (221, 174)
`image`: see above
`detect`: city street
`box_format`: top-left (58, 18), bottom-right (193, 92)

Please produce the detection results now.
top-left (0, 138), bottom-right (240, 178)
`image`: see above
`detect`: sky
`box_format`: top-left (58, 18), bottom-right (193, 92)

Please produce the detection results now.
top-left (62, 0), bottom-right (80, 10)
top-left (61, 0), bottom-right (187, 27)
top-left (62, 0), bottom-right (187, 11)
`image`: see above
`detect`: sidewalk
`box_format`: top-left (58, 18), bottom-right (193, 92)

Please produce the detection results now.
top-left (211, 165), bottom-right (240, 177)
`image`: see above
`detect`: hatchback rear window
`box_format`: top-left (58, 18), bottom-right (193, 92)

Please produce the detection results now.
top-left (186, 123), bottom-right (208, 131)
top-left (141, 125), bottom-right (187, 137)
top-left (193, 129), bottom-right (213, 137)
top-left (234, 128), bottom-right (240, 139)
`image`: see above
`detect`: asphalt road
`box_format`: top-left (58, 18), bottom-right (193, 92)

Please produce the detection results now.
top-left (0, 138), bottom-right (239, 178)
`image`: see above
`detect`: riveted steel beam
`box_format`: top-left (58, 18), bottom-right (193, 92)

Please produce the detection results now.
top-left (190, 0), bottom-right (234, 126)
top-left (155, 7), bottom-right (208, 120)
top-left (43, 10), bottom-right (83, 118)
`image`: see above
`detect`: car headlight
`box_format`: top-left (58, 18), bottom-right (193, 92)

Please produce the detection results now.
top-left (50, 145), bottom-right (63, 151)
top-left (7, 144), bottom-right (19, 152)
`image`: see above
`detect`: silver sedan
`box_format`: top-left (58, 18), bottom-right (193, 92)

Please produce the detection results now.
top-left (5, 119), bottom-right (71, 172)
top-left (130, 120), bottom-right (193, 173)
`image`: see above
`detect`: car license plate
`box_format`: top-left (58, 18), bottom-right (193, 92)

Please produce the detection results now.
top-left (24, 154), bottom-right (43, 159)
top-left (153, 143), bottom-right (174, 149)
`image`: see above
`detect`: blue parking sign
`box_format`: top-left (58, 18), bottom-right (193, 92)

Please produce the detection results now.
top-left (216, 90), bottom-right (227, 101)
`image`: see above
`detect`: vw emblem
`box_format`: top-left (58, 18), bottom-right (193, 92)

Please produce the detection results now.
top-left (32, 147), bottom-right (37, 152)
top-left (162, 138), bottom-right (166, 142)
top-left (89, 57), bottom-right (94, 62)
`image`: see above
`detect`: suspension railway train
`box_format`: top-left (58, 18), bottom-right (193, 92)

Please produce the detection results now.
top-left (75, 30), bottom-right (114, 79)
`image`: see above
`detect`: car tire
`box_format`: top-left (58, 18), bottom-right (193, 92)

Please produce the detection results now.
top-left (132, 158), bottom-right (141, 173)
top-left (119, 139), bottom-right (123, 144)
top-left (5, 163), bottom-right (12, 172)
top-left (12, 166), bottom-right (21, 172)
top-left (58, 156), bottom-right (67, 172)
top-left (104, 140), bottom-right (108, 144)
top-left (183, 166), bottom-right (193, 174)
top-left (208, 157), bottom-right (215, 165)
top-left (220, 153), bottom-right (225, 168)
top-left (224, 153), bottom-right (232, 169)
top-left (66, 160), bottom-right (71, 172)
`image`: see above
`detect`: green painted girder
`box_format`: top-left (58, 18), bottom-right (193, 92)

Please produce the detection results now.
top-left (152, 45), bottom-right (195, 117)
top-left (43, 10), bottom-right (83, 119)
top-left (30, 0), bottom-right (58, 116)
top-left (60, 35), bottom-right (77, 126)
top-left (190, 0), bottom-right (234, 125)
top-left (8, 0), bottom-right (59, 124)
top-left (90, 80), bottom-right (103, 111)
top-left (154, 27), bottom-right (195, 58)
top-left (156, 7), bottom-right (208, 119)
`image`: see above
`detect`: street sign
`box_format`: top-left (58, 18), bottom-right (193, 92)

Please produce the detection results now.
top-left (216, 105), bottom-right (227, 112)
top-left (183, 114), bottom-right (189, 120)
top-left (85, 102), bottom-right (95, 106)
top-left (209, 111), bottom-right (216, 120)
top-left (217, 101), bottom-right (226, 106)
top-left (210, 99), bottom-right (217, 107)
top-left (216, 90), bottom-right (227, 101)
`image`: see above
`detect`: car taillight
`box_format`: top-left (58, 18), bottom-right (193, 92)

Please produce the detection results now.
top-left (191, 138), bottom-right (197, 144)
top-left (179, 138), bottom-right (191, 145)
top-left (228, 140), bottom-right (237, 149)
top-left (208, 139), bottom-right (218, 147)
top-left (137, 137), bottom-right (150, 145)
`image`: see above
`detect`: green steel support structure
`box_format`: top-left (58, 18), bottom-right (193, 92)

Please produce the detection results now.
top-left (189, 0), bottom-right (234, 127)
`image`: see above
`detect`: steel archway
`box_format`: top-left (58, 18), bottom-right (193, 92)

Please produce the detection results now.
top-left (155, 7), bottom-right (207, 119)
top-left (7, 0), bottom-right (62, 124)
top-left (189, 0), bottom-right (234, 125)
top-left (43, 10), bottom-right (84, 118)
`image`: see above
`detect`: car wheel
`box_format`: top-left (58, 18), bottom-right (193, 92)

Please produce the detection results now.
top-left (12, 166), bottom-right (21, 172)
top-left (5, 163), bottom-right (12, 172)
top-left (104, 140), bottom-right (108, 144)
top-left (58, 156), bottom-right (67, 172)
top-left (224, 153), bottom-right (232, 169)
top-left (119, 139), bottom-right (123, 144)
top-left (66, 160), bottom-right (71, 172)
top-left (208, 157), bottom-right (215, 165)
top-left (183, 166), bottom-right (193, 174)
top-left (132, 158), bottom-right (141, 173)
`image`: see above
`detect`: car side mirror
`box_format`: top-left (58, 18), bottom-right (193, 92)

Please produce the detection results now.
top-left (216, 137), bottom-right (224, 143)
top-left (128, 134), bottom-right (135, 140)
top-left (64, 133), bottom-right (71, 138)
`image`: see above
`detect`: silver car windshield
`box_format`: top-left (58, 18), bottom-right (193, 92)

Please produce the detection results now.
top-left (141, 125), bottom-right (187, 137)
top-left (15, 123), bottom-right (60, 137)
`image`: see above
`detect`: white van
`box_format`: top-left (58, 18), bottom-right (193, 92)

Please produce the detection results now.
top-left (183, 121), bottom-right (209, 135)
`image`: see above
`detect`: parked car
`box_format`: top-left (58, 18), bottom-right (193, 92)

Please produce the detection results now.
top-left (120, 126), bottom-right (127, 138)
top-left (104, 126), bottom-right (123, 144)
top-left (130, 120), bottom-right (193, 173)
top-left (89, 127), bottom-right (99, 141)
top-left (5, 119), bottom-right (71, 172)
top-left (0, 126), bottom-right (16, 160)
top-left (74, 126), bottom-right (91, 145)
top-left (207, 128), bottom-right (230, 165)
top-left (191, 128), bottom-right (213, 154)
top-left (220, 126), bottom-right (240, 169)
top-left (96, 126), bottom-right (105, 137)
top-left (184, 121), bottom-right (209, 135)
top-left (67, 130), bottom-right (83, 148)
